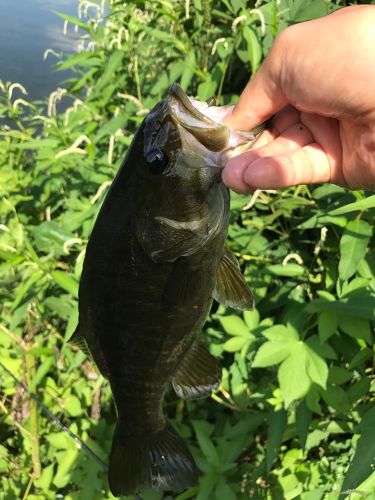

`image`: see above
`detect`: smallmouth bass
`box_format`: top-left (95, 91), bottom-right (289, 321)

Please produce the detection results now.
top-left (72, 83), bottom-right (262, 496)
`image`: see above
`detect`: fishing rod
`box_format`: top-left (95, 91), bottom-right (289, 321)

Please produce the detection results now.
top-left (0, 359), bottom-right (109, 473)
top-left (0, 361), bottom-right (147, 499)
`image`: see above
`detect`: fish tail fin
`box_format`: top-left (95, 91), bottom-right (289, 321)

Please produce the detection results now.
top-left (108, 423), bottom-right (199, 496)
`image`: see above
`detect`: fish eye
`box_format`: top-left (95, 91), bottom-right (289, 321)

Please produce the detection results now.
top-left (146, 148), bottom-right (169, 174)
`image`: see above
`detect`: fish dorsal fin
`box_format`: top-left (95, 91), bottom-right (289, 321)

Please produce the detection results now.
top-left (172, 342), bottom-right (221, 399)
top-left (212, 248), bottom-right (254, 310)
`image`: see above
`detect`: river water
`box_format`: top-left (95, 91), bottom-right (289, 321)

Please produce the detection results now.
top-left (0, 0), bottom-right (80, 102)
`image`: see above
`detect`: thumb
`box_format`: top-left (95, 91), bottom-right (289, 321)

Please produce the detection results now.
top-left (223, 39), bottom-right (289, 130)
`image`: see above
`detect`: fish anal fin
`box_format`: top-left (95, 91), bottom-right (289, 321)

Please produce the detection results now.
top-left (212, 248), bottom-right (254, 310)
top-left (172, 342), bottom-right (221, 400)
top-left (109, 423), bottom-right (199, 496)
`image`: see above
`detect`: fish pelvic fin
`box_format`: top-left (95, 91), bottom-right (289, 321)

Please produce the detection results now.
top-left (69, 324), bottom-right (110, 378)
top-left (109, 423), bottom-right (199, 497)
top-left (212, 247), bottom-right (254, 310)
top-left (69, 325), bottom-right (91, 357)
top-left (172, 342), bottom-right (221, 399)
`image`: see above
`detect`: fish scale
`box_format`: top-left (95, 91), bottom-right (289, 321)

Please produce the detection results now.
top-left (72, 83), bottom-right (261, 496)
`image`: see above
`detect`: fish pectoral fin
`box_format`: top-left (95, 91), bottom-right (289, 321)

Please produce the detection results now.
top-left (109, 423), bottom-right (198, 496)
top-left (137, 214), bottom-right (206, 263)
top-left (212, 248), bottom-right (254, 310)
top-left (172, 342), bottom-right (221, 399)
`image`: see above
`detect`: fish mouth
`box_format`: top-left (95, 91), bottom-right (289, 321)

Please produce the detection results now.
top-left (168, 83), bottom-right (230, 153)
top-left (167, 83), bottom-right (263, 165)
top-left (143, 83), bottom-right (263, 171)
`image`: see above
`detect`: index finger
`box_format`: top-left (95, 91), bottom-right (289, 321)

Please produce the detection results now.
top-left (222, 34), bottom-right (289, 130)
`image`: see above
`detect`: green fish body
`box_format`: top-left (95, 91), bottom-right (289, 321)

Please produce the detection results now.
top-left (73, 84), bottom-right (260, 496)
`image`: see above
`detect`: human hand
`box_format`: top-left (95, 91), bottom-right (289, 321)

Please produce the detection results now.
top-left (222, 5), bottom-right (375, 193)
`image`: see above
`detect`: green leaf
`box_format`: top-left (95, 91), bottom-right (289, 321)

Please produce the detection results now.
top-left (197, 75), bottom-right (217, 101)
top-left (347, 377), bottom-right (371, 404)
top-left (29, 356), bottom-right (54, 391)
top-left (328, 194), bottom-right (375, 215)
top-left (56, 12), bottom-right (92, 32)
top-left (64, 394), bottom-right (82, 417)
top-left (339, 316), bottom-right (372, 343)
top-left (11, 269), bottom-right (44, 310)
top-left (300, 490), bottom-right (324, 500)
top-left (278, 343), bottom-right (311, 407)
top-left (278, 472), bottom-right (303, 498)
top-left (243, 309), bottom-right (260, 329)
top-left (65, 304), bottom-right (79, 340)
top-left (58, 51), bottom-right (100, 71)
top-left (180, 51), bottom-right (196, 90)
top-left (45, 296), bottom-right (73, 321)
top-left (318, 310), bottom-right (338, 343)
top-left (296, 402), bottom-right (312, 449)
top-left (96, 50), bottom-right (123, 92)
top-left (196, 469), bottom-right (217, 500)
top-left (47, 432), bottom-right (75, 450)
top-left (223, 336), bottom-right (252, 352)
top-left (306, 335), bottom-right (337, 360)
top-left (339, 220), bottom-right (372, 280)
top-left (289, 0), bottom-right (331, 22)
top-left (242, 26), bottom-right (262, 73)
top-left (266, 409), bottom-right (287, 471)
top-left (349, 348), bottom-right (373, 369)
top-left (305, 346), bottom-right (328, 389)
top-left (328, 366), bottom-right (352, 385)
top-left (192, 421), bottom-right (220, 467)
top-left (305, 297), bottom-right (375, 321)
top-left (305, 385), bottom-right (322, 414)
top-left (53, 448), bottom-right (78, 488)
top-left (219, 315), bottom-right (249, 336)
top-left (353, 470), bottom-right (375, 500)
top-left (95, 115), bottom-right (128, 142)
top-left (34, 464), bottom-right (54, 492)
top-left (298, 213), bottom-right (347, 230)
top-left (16, 139), bottom-right (59, 150)
top-left (262, 325), bottom-right (299, 343)
top-left (214, 477), bottom-right (236, 500)
top-left (51, 270), bottom-right (79, 298)
top-left (320, 385), bottom-right (350, 413)
top-left (267, 263), bottom-right (305, 277)
top-left (252, 341), bottom-right (291, 367)
top-left (32, 221), bottom-right (74, 254)
top-left (305, 429), bottom-right (329, 451)
top-left (341, 407), bottom-right (375, 495)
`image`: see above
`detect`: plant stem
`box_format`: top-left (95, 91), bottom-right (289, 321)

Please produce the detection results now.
top-left (133, 55), bottom-right (142, 104)
top-left (25, 349), bottom-right (41, 479)
top-left (21, 475), bottom-right (34, 500)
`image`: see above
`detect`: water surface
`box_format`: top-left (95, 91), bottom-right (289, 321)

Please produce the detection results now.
top-left (0, 0), bottom-right (80, 102)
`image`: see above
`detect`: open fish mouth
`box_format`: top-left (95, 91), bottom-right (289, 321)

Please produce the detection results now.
top-left (168, 83), bottom-right (230, 152)
top-left (167, 83), bottom-right (264, 164)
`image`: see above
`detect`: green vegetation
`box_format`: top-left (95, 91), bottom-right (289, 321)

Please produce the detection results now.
top-left (0, 0), bottom-right (374, 498)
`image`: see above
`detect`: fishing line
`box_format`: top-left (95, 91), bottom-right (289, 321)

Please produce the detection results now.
top-left (0, 360), bottom-right (109, 473)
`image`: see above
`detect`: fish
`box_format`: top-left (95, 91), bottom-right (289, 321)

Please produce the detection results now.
top-left (72, 83), bottom-right (262, 497)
